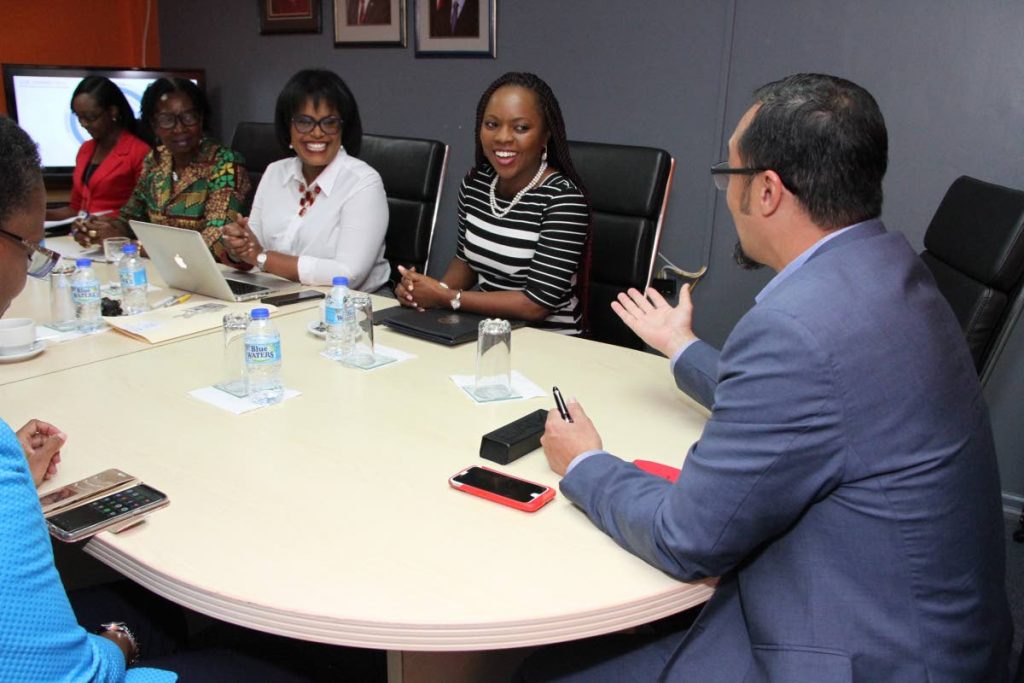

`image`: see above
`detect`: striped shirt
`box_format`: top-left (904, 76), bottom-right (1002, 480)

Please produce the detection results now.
top-left (455, 166), bottom-right (590, 334)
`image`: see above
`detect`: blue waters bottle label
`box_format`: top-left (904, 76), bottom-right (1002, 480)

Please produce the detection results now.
top-left (246, 341), bottom-right (282, 365)
top-left (325, 305), bottom-right (340, 325)
top-left (120, 268), bottom-right (148, 288)
top-left (71, 282), bottom-right (100, 302)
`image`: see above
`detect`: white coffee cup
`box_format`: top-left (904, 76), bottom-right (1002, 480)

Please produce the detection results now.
top-left (0, 318), bottom-right (36, 356)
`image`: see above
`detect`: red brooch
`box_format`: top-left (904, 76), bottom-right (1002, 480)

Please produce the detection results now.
top-left (298, 184), bottom-right (322, 217)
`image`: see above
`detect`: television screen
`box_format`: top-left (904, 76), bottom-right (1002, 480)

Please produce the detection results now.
top-left (2, 64), bottom-right (205, 173)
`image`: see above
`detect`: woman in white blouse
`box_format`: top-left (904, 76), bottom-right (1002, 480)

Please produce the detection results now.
top-left (222, 69), bottom-right (391, 291)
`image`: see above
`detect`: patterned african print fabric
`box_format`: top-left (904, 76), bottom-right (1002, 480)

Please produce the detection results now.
top-left (119, 138), bottom-right (251, 263)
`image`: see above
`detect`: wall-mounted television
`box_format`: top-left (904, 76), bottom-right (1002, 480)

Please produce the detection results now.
top-left (2, 64), bottom-right (205, 175)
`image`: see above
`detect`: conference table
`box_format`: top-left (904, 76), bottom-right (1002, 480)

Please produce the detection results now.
top-left (4, 250), bottom-right (715, 682)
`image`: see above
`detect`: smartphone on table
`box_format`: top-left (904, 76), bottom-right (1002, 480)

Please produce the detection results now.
top-left (448, 466), bottom-right (555, 512)
top-left (39, 468), bottom-right (138, 516)
top-left (47, 484), bottom-right (170, 542)
top-left (261, 290), bottom-right (325, 307)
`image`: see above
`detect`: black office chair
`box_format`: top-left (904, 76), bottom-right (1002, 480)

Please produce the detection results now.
top-left (567, 140), bottom-right (674, 349)
top-left (229, 121), bottom-right (290, 192)
top-left (920, 176), bottom-right (1024, 380)
top-left (359, 133), bottom-right (449, 284)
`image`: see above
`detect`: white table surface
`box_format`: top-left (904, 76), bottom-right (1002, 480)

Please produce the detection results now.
top-left (8, 302), bottom-right (715, 652)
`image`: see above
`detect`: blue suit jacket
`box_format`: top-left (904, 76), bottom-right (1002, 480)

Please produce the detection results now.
top-left (562, 221), bottom-right (1012, 682)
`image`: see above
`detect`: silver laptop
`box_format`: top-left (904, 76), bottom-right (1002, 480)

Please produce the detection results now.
top-left (131, 220), bottom-right (299, 302)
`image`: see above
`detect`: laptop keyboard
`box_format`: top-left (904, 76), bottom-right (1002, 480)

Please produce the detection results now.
top-left (226, 279), bottom-right (268, 296)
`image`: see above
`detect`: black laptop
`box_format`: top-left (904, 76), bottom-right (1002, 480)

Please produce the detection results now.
top-left (376, 307), bottom-right (525, 346)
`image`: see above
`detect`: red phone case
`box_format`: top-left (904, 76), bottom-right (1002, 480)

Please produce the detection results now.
top-left (448, 466), bottom-right (556, 512)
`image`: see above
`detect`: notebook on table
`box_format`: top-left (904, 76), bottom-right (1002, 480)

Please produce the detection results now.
top-left (376, 307), bottom-right (525, 346)
top-left (131, 220), bottom-right (299, 302)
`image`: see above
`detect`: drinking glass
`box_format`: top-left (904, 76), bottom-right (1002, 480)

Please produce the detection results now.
top-left (103, 237), bottom-right (131, 296)
top-left (213, 312), bottom-right (249, 397)
top-left (473, 319), bottom-right (512, 400)
top-left (49, 263), bottom-right (78, 331)
top-left (344, 294), bottom-right (376, 368)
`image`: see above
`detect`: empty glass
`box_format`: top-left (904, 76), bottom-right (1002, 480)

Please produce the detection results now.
top-left (472, 318), bottom-right (512, 400)
top-left (344, 294), bottom-right (376, 368)
top-left (214, 312), bottom-right (249, 397)
top-left (103, 237), bottom-right (131, 296)
top-left (49, 263), bottom-right (77, 331)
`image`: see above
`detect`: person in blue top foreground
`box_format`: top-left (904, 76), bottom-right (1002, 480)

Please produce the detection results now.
top-left (1, 117), bottom-right (385, 682)
top-left (0, 115), bottom-right (177, 682)
top-left (530, 74), bottom-right (1013, 682)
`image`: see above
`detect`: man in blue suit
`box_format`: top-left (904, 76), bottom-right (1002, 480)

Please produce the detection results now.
top-left (536, 74), bottom-right (1012, 681)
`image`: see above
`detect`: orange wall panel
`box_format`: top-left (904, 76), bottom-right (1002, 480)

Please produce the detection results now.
top-left (0, 0), bottom-right (160, 114)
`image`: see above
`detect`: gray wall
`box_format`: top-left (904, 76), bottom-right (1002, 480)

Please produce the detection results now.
top-left (160, 0), bottom-right (1024, 507)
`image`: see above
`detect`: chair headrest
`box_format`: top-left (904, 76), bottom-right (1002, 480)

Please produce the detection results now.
top-left (924, 175), bottom-right (1024, 291)
top-left (230, 122), bottom-right (290, 175)
top-left (359, 134), bottom-right (446, 201)
top-left (567, 141), bottom-right (672, 217)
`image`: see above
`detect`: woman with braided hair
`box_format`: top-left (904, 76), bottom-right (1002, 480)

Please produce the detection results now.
top-left (396, 71), bottom-right (591, 334)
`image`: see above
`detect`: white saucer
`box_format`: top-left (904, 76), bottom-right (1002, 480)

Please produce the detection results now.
top-left (307, 320), bottom-right (328, 339)
top-left (0, 340), bottom-right (46, 363)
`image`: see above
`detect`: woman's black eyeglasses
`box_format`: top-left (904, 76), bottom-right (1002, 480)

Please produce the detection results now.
top-left (0, 227), bottom-right (61, 278)
top-left (291, 115), bottom-right (342, 136)
top-left (153, 110), bottom-right (202, 130)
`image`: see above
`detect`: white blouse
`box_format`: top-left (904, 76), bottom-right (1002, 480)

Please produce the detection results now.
top-left (249, 150), bottom-right (391, 290)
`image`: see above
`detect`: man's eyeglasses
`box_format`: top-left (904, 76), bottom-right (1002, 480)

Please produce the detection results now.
top-left (291, 115), bottom-right (342, 136)
top-left (153, 110), bottom-right (202, 130)
top-left (710, 161), bottom-right (767, 191)
top-left (0, 227), bottom-right (61, 278)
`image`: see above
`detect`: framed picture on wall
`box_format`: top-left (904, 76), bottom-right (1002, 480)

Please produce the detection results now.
top-left (259, 0), bottom-right (322, 34)
top-left (414, 0), bottom-right (496, 57)
top-left (334, 0), bottom-right (407, 46)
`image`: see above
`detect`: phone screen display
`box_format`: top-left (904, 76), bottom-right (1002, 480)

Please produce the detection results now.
top-left (47, 484), bottom-right (167, 534)
top-left (451, 467), bottom-right (548, 503)
top-left (261, 290), bottom-right (325, 306)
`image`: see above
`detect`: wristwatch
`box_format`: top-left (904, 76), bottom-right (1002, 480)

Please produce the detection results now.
top-left (255, 252), bottom-right (268, 272)
top-left (439, 282), bottom-right (462, 310)
top-left (99, 621), bottom-right (140, 666)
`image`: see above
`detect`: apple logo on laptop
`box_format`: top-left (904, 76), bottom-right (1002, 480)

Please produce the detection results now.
top-left (173, 254), bottom-right (188, 270)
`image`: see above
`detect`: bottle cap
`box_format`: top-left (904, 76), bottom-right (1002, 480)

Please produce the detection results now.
top-left (332, 276), bottom-right (349, 286)
top-left (122, 243), bottom-right (138, 254)
top-left (75, 258), bottom-right (92, 267)
top-left (250, 308), bottom-right (270, 320)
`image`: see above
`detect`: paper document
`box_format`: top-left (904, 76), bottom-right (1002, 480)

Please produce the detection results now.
top-left (44, 210), bottom-right (112, 230)
top-left (103, 300), bottom-right (278, 344)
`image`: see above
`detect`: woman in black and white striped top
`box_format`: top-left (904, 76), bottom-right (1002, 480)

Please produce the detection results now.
top-left (396, 72), bottom-right (591, 334)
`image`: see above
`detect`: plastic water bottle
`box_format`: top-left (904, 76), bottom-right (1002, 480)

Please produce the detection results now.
top-left (245, 308), bottom-right (283, 405)
top-left (118, 243), bottom-right (150, 315)
top-left (70, 258), bottom-right (102, 332)
top-left (324, 276), bottom-right (354, 360)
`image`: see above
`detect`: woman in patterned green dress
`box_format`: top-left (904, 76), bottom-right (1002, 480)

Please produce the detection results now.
top-left (74, 78), bottom-right (251, 266)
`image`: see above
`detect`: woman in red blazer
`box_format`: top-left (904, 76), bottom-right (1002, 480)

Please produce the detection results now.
top-left (46, 77), bottom-right (150, 223)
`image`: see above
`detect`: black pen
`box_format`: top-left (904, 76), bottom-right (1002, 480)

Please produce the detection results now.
top-left (553, 386), bottom-right (574, 423)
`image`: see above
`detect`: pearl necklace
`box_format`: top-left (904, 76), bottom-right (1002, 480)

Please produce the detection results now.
top-left (489, 161), bottom-right (548, 218)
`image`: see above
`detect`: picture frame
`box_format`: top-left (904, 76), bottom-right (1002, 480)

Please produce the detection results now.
top-left (414, 0), bottom-right (495, 57)
top-left (259, 0), bottom-right (322, 34)
top-left (334, 0), bottom-right (407, 47)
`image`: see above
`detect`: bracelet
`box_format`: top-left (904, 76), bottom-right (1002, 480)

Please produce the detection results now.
top-left (99, 621), bottom-right (140, 666)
